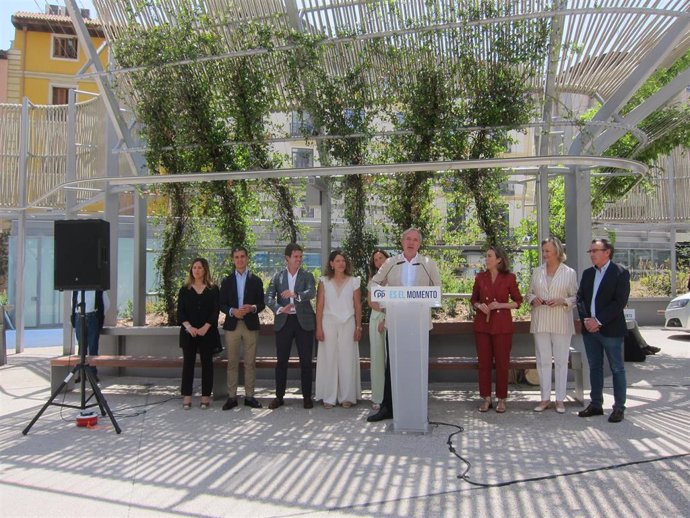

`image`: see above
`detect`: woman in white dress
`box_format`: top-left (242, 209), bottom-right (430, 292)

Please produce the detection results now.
top-left (315, 250), bottom-right (363, 408)
top-left (527, 236), bottom-right (578, 414)
top-left (367, 248), bottom-right (390, 410)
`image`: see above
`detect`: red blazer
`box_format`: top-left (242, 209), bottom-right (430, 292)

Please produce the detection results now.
top-left (470, 270), bottom-right (523, 334)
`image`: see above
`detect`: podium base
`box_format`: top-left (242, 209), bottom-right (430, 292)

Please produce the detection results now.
top-left (386, 422), bottom-right (431, 435)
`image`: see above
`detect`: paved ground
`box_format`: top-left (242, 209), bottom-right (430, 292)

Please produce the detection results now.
top-left (1, 327), bottom-right (689, 518)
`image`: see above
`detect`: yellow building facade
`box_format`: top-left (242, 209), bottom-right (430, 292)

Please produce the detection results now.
top-left (6, 11), bottom-right (107, 105)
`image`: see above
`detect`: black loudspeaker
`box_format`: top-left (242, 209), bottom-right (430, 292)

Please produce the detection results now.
top-left (54, 219), bottom-right (110, 291)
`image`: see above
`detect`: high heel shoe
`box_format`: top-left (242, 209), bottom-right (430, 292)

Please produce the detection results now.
top-left (200, 397), bottom-right (210, 409)
top-left (495, 399), bottom-right (506, 413)
top-left (182, 397), bottom-right (192, 410)
top-left (478, 397), bottom-right (492, 412)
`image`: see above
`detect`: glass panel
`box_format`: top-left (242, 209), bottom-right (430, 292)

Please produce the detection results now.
top-left (38, 236), bottom-right (63, 326)
top-left (23, 238), bottom-right (39, 327)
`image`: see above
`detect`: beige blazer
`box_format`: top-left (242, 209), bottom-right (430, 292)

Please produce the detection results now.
top-left (527, 262), bottom-right (578, 335)
top-left (371, 253), bottom-right (441, 330)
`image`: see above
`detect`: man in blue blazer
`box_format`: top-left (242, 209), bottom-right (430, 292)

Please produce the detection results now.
top-left (265, 243), bottom-right (316, 409)
top-left (219, 246), bottom-right (266, 410)
top-left (576, 238), bottom-right (630, 423)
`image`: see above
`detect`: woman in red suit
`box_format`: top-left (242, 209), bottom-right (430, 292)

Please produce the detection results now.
top-left (471, 246), bottom-right (523, 413)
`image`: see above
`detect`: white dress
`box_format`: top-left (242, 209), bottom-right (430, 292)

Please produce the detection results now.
top-left (315, 276), bottom-right (362, 405)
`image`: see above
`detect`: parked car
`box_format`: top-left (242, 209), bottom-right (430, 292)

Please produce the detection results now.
top-left (664, 292), bottom-right (690, 332)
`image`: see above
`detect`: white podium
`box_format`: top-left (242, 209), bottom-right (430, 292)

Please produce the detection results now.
top-left (371, 286), bottom-right (442, 433)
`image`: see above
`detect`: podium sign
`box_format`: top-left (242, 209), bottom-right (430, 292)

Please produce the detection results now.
top-left (371, 286), bottom-right (441, 433)
top-left (370, 286), bottom-right (442, 307)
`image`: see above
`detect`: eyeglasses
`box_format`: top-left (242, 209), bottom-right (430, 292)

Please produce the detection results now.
top-left (586, 249), bottom-right (606, 254)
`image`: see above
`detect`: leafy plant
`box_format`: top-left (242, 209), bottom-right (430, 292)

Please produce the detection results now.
top-left (118, 299), bottom-right (133, 320)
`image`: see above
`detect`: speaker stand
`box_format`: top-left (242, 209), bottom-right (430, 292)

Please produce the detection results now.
top-left (23, 291), bottom-right (121, 435)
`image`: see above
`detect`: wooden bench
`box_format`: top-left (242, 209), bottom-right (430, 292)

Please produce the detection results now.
top-left (50, 351), bottom-right (584, 403)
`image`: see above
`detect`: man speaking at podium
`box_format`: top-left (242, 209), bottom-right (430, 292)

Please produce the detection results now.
top-left (367, 227), bottom-right (441, 422)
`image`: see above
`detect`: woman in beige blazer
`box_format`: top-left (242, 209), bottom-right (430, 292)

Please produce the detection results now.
top-left (527, 237), bottom-right (578, 414)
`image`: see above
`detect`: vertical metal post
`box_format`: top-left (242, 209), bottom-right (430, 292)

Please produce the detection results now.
top-left (317, 179), bottom-right (331, 270)
top-left (104, 115), bottom-right (120, 325)
top-left (133, 192), bottom-right (147, 326)
top-left (66, 89), bottom-right (77, 207)
top-left (565, 166), bottom-right (592, 277)
top-left (63, 89), bottom-right (78, 355)
top-left (668, 154), bottom-right (677, 297)
top-left (0, 305), bottom-right (6, 366)
top-left (15, 98), bottom-right (30, 353)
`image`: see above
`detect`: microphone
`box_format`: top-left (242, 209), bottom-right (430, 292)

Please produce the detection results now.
top-left (413, 261), bottom-right (434, 285)
top-left (377, 260), bottom-right (405, 286)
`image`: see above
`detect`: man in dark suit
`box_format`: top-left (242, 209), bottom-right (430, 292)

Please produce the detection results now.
top-left (71, 290), bottom-right (108, 383)
top-left (576, 238), bottom-right (630, 423)
top-left (219, 246), bottom-right (266, 410)
top-left (265, 243), bottom-right (316, 410)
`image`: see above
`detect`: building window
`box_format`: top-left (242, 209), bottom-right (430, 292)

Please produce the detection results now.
top-left (290, 111), bottom-right (315, 136)
top-left (51, 86), bottom-right (70, 105)
top-left (499, 181), bottom-right (516, 196)
top-left (53, 36), bottom-right (78, 59)
top-left (344, 108), bottom-right (365, 129)
top-left (292, 148), bottom-right (314, 169)
top-left (300, 205), bottom-right (315, 218)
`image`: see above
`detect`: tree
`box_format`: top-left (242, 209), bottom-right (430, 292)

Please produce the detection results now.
top-left (285, 34), bottom-right (377, 280)
top-left (112, 12), bottom-right (299, 322)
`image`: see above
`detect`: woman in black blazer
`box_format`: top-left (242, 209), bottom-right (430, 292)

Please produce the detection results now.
top-left (178, 257), bottom-right (220, 409)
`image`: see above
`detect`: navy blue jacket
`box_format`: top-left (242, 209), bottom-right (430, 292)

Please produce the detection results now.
top-left (576, 261), bottom-right (630, 337)
top-left (219, 271), bottom-right (265, 331)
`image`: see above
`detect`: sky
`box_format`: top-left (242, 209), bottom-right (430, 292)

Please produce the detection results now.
top-left (1, 0), bottom-right (96, 50)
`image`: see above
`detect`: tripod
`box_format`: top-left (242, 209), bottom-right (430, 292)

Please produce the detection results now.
top-left (23, 290), bottom-right (121, 434)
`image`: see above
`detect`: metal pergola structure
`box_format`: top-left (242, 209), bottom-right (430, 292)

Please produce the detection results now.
top-left (3, 0), bottom-right (689, 351)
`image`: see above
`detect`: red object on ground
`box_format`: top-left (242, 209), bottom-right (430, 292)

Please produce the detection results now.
top-left (76, 412), bottom-right (98, 427)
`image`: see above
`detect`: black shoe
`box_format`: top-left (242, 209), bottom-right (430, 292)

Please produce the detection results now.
top-left (244, 397), bottom-right (262, 409)
top-left (74, 374), bottom-right (81, 383)
top-left (608, 408), bottom-right (625, 423)
top-left (367, 406), bottom-right (393, 422)
top-left (222, 397), bottom-right (238, 411)
top-left (268, 397), bottom-right (284, 410)
top-left (578, 404), bottom-right (604, 418)
top-left (647, 345), bottom-right (661, 354)
top-left (303, 397), bottom-right (314, 409)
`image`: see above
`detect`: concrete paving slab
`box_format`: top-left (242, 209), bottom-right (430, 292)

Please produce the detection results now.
top-left (1, 328), bottom-right (689, 517)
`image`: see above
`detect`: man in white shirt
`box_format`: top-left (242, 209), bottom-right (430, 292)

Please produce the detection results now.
top-left (366, 228), bottom-right (441, 422)
top-left (265, 243), bottom-right (317, 410)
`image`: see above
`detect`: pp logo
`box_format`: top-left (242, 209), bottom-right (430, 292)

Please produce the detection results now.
top-left (373, 289), bottom-right (386, 299)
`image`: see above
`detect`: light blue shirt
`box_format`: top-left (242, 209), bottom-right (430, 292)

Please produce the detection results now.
top-left (590, 260), bottom-right (611, 319)
top-left (233, 269), bottom-right (248, 314)
top-left (83, 291), bottom-right (110, 313)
